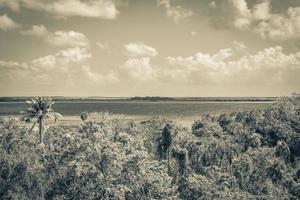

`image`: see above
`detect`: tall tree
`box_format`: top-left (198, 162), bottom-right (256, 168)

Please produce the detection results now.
top-left (23, 97), bottom-right (62, 144)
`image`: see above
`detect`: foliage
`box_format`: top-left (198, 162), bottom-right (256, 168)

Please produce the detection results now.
top-left (22, 97), bottom-right (62, 144)
top-left (0, 97), bottom-right (299, 199)
top-left (80, 112), bottom-right (89, 122)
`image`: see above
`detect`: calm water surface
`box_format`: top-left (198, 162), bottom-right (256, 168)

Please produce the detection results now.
top-left (0, 101), bottom-right (272, 118)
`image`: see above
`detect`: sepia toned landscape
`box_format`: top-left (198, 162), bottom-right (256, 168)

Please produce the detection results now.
top-left (0, 0), bottom-right (300, 199)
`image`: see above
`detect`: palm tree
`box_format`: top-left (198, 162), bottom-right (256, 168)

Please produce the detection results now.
top-left (23, 97), bottom-right (62, 144)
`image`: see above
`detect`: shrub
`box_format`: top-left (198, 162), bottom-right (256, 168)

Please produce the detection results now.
top-left (192, 117), bottom-right (223, 137)
top-left (157, 123), bottom-right (173, 160)
top-left (245, 132), bottom-right (262, 150)
top-left (0, 97), bottom-right (299, 199)
top-left (80, 112), bottom-right (89, 121)
top-left (275, 141), bottom-right (290, 163)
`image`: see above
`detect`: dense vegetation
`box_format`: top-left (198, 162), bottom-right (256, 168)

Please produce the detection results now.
top-left (0, 97), bottom-right (299, 199)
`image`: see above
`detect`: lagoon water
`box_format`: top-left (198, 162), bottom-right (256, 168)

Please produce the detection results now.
top-left (0, 101), bottom-right (272, 118)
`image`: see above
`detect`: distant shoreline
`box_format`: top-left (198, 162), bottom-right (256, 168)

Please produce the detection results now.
top-left (0, 96), bottom-right (277, 102)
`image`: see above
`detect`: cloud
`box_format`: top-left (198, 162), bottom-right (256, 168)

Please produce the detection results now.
top-left (0, 0), bottom-right (119, 19)
top-left (229, 0), bottom-right (252, 30)
top-left (1, 44), bottom-right (299, 95)
top-left (157, 0), bottom-right (193, 23)
top-left (20, 25), bottom-right (48, 37)
top-left (31, 47), bottom-right (91, 69)
top-left (233, 46), bottom-right (300, 70)
top-left (47, 31), bottom-right (89, 47)
top-left (203, 0), bottom-right (300, 40)
top-left (0, 47), bottom-right (91, 82)
top-left (0, 0), bottom-right (20, 11)
top-left (82, 65), bottom-right (119, 83)
top-left (190, 30), bottom-right (198, 36)
top-left (252, 0), bottom-right (270, 21)
top-left (119, 57), bottom-right (155, 81)
top-left (125, 42), bottom-right (158, 57)
top-left (0, 47), bottom-right (120, 86)
top-left (209, 1), bottom-right (216, 9)
top-left (0, 14), bottom-right (20, 31)
top-left (232, 40), bottom-right (246, 51)
top-left (163, 45), bottom-right (300, 84)
top-left (113, 43), bottom-right (300, 85)
top-left (0, 60), bottom-right (28, 70)
top-left (97, 42), bottom-right (111, 52)
top-left (21, 25), bottom-right (89, 47)
top-left (254, 7), bottom-right (300, 40)
top-left (166, 48), bottom-right (233, 75)
top-left (229, 0), bottom-right (300, 40)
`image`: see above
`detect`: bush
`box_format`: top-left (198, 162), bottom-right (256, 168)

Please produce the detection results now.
top-left (0, 97), bottom-right (299, 199)
top-left (80, 112), bottom-right (89, 121)
top-left (192, 116), bottom-right (223, 137)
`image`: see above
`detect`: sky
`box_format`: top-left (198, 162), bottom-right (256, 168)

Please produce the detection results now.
top-left (0, 0), bottom-right (300, 97)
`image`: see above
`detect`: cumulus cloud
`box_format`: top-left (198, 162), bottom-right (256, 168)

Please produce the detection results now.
top-left (0, 47), bottom-right (90, 82)
top-left (31, 47), bottom-right (91, 69)
top-left (21, 25), bottom-right (89, 47)
top-left (232, 40), bottom-right (246, 51)
top-left (203, 0), bottom-right (300, 40)
top-left (0, 47), bottom-right (120, 85)
top-left (125, 43), bottom-right (158, 57)
top-left (162, 45), bottom-right (300, 86)
top-left (20, 25), bottom-right (48, 37)
top-left (0, 14), bottom-right (20, 31)
top-left (82, 65), bottom-right (119, 83)
top-left (0, 60), bottom-right (28, 70)
top-left (157, 0), bottom-right (193, 23)
top-left (0, 0), bottom-right (119, 19)
top-left (113, 44), bottom-right (300, 85)
top-left (1, 44), bottom-right (299, 94)
top-left (252, 0), bottom-right (270, 21)
top-left (0, 49), bottom-right (124, 88)
top-left (119, 57), bottom-right (155, 81)
top-left (47, 31), bottom-right (89, 47)
top-left (227, 0), bottom-right (300, 40)
top-left (165, 48), bottom-right (233, 77)
top-left (254, 7), bottom-right (300, 40)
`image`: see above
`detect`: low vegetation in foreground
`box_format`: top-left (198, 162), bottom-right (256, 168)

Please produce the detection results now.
top-left (0, 97), bottom-right (299, 199)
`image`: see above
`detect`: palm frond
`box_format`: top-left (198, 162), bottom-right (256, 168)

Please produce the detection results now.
top-left (23, 97), bottom-right (61, 122)
top-left (54, 112), bottom-right (63, 119)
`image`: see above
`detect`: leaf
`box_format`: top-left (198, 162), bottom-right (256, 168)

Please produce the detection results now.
top-left (55, 112), bottom-right (63, 119)
top-left (37, 110), bottom-right (43, 118)
top-left (31, 99), bottom-right (37, 104)
top-left (27, 108), bottom-right (36, 112)
top-left (45, 113), bottom-right (54, 119)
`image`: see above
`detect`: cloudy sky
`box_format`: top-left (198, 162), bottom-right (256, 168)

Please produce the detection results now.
top-left (0, 0), bottom-right (300, 97)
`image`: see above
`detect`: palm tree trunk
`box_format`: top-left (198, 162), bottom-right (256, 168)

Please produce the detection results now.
top-left (39, 117), bottom-right (44, 144)
top-left (167, 149), bottom-right (170, 174)
top-left (28, 121), bottom-right (37, 134)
